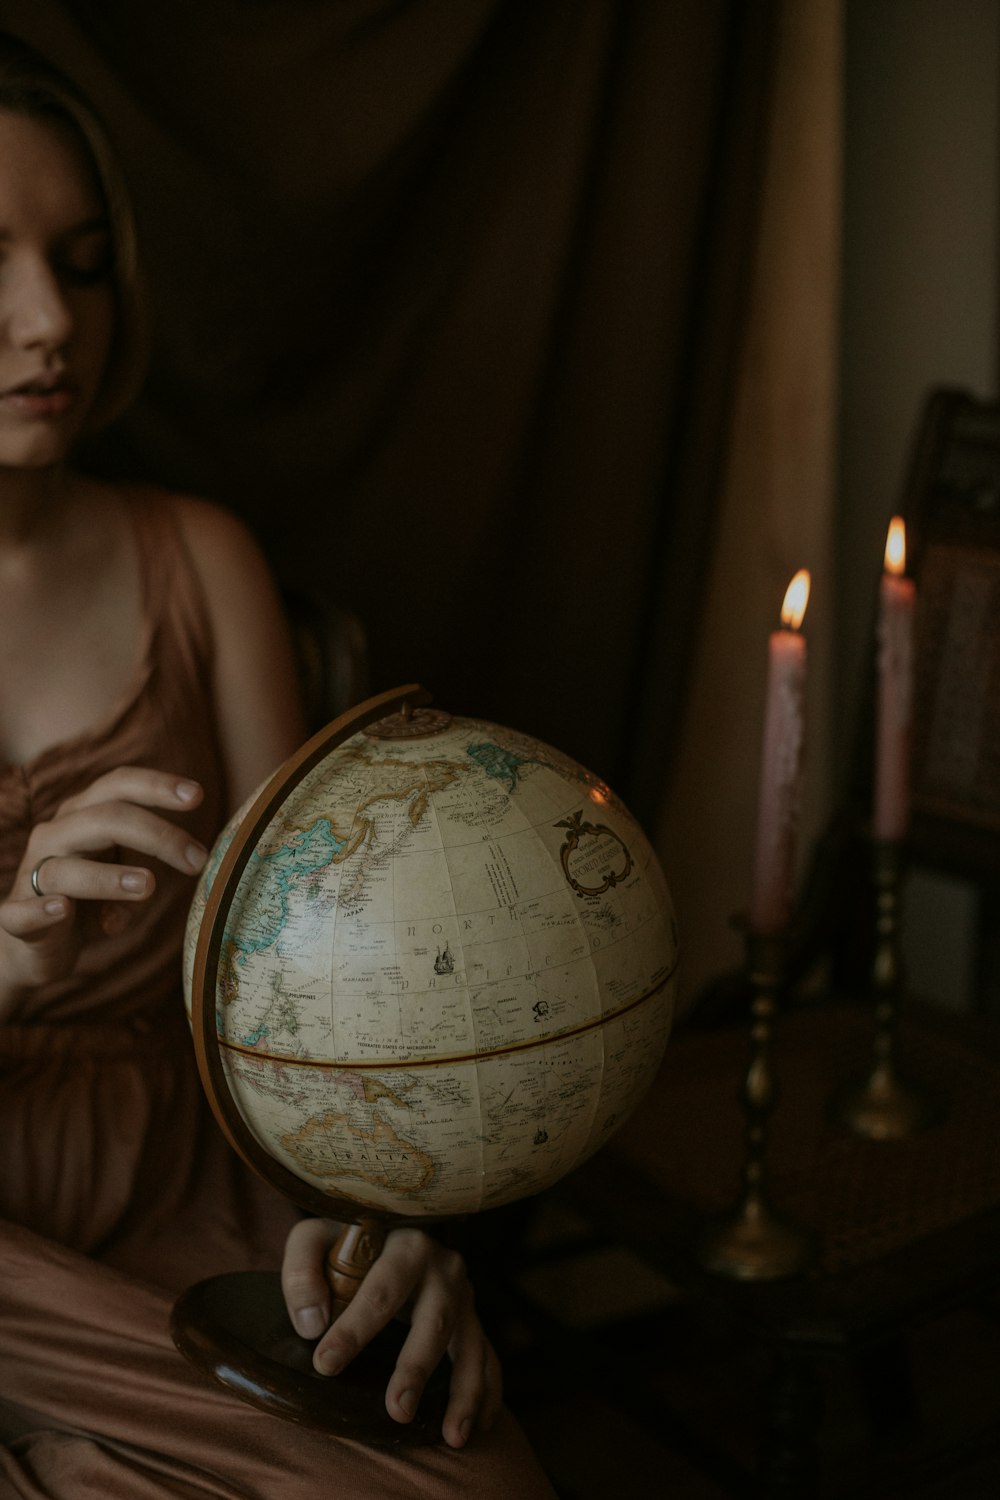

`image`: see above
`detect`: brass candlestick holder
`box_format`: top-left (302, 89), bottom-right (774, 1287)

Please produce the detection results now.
top-left (830, 838), bottom-right (940, 1139)
top-left (698, 930), bottom-right (814, 1280)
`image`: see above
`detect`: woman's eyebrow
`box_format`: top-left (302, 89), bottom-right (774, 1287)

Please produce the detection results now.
top-left (0, 216), bottom-right (110, 243)
top-left (62, 215), bottom-right (111, 238)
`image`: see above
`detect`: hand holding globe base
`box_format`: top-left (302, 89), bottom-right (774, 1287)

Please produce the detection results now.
top-left (173, 685), bottom-right (453, 1445)
top-left (170, 1264), bottom-right (451, 1446)
top-left (829, 840), bottom-right (941, 1139)
top-left (698, 932), bottom-right (814, 1280)
top-left (173, 682), bottom-right (680, 1440)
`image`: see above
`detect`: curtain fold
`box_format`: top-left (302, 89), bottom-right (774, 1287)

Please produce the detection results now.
top-left (658, 0), bottom-right (842, 1010)
top-left (0, 0), bottom-right (777, 806)
top-left (0, 0), bottom-right (840, 1008)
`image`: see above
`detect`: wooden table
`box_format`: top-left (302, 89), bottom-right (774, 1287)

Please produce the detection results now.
top-left (546, 1003), bottom-right (1000, 1496)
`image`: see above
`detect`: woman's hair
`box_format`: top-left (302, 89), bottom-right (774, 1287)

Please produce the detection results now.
top-left (0, 32), bottom-right (147, 429)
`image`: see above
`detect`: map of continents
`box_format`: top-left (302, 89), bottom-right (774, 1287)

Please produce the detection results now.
top-left (184, 717), bottom-right (678, 1218)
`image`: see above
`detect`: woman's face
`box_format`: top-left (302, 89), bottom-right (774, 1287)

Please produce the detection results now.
top-left (0, 108), bottom-right (115, 472)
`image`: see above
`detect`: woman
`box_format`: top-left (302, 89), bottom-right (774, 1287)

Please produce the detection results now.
top-left (0, 32), bottom-right (553, 1498)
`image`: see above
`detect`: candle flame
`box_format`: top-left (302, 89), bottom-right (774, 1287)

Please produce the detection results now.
top-left (884, 515), bottom-right (906, 576)
top-left (780, 569), bottom-right (810, 631)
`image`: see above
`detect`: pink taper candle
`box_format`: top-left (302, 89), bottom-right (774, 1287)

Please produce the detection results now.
top-left (874, 516), bottom-right (915, 841)
top-left (749, 570), bottom-right (810, 935)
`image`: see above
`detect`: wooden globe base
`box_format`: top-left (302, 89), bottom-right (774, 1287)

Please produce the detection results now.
top-left (170, 1269), bottom-right (449, 1447)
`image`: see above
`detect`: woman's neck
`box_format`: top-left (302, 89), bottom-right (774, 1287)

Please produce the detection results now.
top-left (0, 463), bottom-right (74, 550)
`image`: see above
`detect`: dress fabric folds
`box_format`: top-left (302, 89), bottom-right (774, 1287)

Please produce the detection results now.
top-left (0, 491), bottom-right (555, 1500)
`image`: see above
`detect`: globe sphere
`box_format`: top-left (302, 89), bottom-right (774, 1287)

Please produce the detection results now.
top-left (183, 699), bottom-right (679, 1223)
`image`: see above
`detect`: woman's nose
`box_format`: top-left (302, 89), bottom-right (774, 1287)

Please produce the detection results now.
top-left (6, 257), bottom-right (74, 352)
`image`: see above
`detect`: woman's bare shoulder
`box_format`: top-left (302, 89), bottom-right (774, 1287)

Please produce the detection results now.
top-left (155, 492), bottom-right (306, 802)
top-left (72, 480), bottom-right (255, 566)
top-left (156, 491), bottom-right (261, 563)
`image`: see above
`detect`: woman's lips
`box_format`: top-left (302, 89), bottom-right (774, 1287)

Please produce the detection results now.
top-left (0, 380), bottom-right (77, 418)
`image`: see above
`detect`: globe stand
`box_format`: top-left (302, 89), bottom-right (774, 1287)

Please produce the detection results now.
top-left (173, 680), bottom-right (681, 1443)
top-left (173, 685), bottom-right (452, 1445)
top-left (170, 1232), bottom-right (449, 1447)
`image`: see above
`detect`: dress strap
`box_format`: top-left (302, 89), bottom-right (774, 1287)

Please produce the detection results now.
top-left (127, 489), bottom-right (215, 682)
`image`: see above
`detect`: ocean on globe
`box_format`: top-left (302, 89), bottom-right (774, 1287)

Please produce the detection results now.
top-left (182, 705), bottom-right (679, 1221)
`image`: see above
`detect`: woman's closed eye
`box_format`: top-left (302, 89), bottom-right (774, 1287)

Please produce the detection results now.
top-left (56, 256), bottom-right (112, 288)
top-left (53, 224), bottom-right (113, 287)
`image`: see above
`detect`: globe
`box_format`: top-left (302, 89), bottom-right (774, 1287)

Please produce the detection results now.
top-left (181, 688), bottom-right (680, 1229)
top-left (174, 686), bottom-right (680, 1440)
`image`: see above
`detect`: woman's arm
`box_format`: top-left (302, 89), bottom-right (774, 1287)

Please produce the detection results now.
top-left (173, 496), bottom-right (307, 812)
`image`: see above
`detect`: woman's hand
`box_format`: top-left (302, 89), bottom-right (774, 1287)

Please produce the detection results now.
top-left (0, 767), bottom-right (207, 1008)
top-left (281, 1218), bottom-right (502, 1449)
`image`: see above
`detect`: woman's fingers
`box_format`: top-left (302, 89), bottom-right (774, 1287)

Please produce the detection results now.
top-left (385, 1250), bottom-right (486, 1446)
top-left (383, 1260), bottom-right (461, 1427)
top-left (0, 892), bottom-right (71, 939)
top-left (25, 851), bottom-right (154, 902)
top-left (0, 770), bottom-right (208, 1009)
top-left (21, 801), bottom-right (207, 901)
top-left (479, 1337), bottom-right (503, 1432)
top-left (281, 1217), bottom-right (333, 1339)
top-left (298, 1225), bottom-right (495, 1446)
top-left (56, 768), bottom-right (204, 817)
top-left (311, 1233), bottom-right (416, 1377)
top-left (439, 1322), bottom-right (502, 1449)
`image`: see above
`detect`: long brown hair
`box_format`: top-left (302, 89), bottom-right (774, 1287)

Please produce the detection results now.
top-left (0, 32), bottom-right (147, 429)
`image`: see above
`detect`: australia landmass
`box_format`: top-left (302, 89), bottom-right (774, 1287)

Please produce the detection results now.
top-left (279, 1106), bottom-right (436, 1195)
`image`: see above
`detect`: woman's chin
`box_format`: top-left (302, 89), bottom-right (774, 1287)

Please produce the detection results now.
top-left (0, 422), bottom-right (81, 472)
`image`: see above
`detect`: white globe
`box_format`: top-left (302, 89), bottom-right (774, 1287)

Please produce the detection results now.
top-left (183, 703), bottom-right (679, 1220)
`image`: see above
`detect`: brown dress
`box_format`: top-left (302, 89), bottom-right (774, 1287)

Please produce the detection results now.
top-left (0, 491), bottom-right (555, 1499)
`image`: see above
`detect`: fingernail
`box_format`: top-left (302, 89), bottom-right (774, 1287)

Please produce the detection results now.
top-left (399, 1389), bottom-right (417, 1417)
top-left (176, 780), bottom-right (200, 803)
top-left (186, 844), bottom-right (207, 870)
top-left (458, 1418), bottom-right (472, 1446)
top-left (120, 871), bottom-right (149, 894)
top-left (316, 1349), bottom-right (344, 1377)
top-left (44, 898), bottom-right (66, 918)
top-left (293, 1306), bottom-right (326, 1340)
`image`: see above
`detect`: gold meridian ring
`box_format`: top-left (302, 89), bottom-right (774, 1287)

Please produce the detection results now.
top-left (30, 856), bottom-right (59, 898)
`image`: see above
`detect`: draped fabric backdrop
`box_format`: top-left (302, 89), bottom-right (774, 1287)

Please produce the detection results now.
top-left (0, 0), bottom-right (840, 1012)
top-left (660, 0), bottom-right (841, 1006)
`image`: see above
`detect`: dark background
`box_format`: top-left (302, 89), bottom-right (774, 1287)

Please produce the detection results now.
top-left (0, 0), bottom-right (777, 833)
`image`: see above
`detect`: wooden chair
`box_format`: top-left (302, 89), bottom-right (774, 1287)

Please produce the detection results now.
top-left (789, 387), bottom-right (1000, 1013)
top-left (280, 586), bottom-right (370, 733)
top-left (884, 387), bottom-right (1000, 1011)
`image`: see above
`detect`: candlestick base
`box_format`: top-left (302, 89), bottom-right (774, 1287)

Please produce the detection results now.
top-left (831, 839), bottom-right (944, 1140)
top-left (699, 1193), bottom-right (814, 1281)
top-left (830, 1063), bottom-right (940, 1141)
top-left (696, 930), bottom-right (813, 1282)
